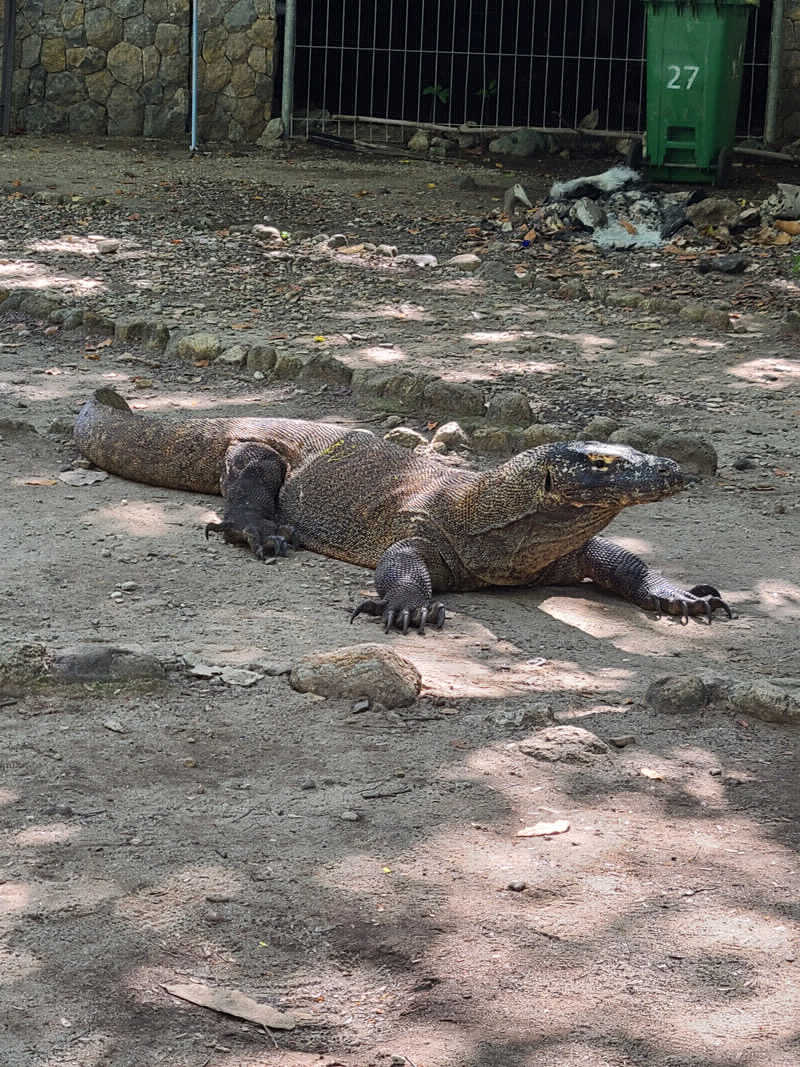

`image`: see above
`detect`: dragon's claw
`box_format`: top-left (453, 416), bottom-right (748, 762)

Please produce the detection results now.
top-left (205, 519), bottom-right (295, 560)
top-left (350, 596), bottom-right (445, 635)
top-left (650, 583), bottom-right (732, 624)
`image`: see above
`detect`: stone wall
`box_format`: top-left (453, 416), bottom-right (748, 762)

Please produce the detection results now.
top-left (7, 0), bottom-right (276, 141)
top-left (780, 1), bottom-right (800, 140)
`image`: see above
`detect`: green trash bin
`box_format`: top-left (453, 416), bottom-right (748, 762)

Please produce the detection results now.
top-left (640, 0), bottom-right (759, 185)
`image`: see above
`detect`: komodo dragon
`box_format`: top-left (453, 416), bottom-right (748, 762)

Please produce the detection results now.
top-left (74, 388), bottom-right (731, 634)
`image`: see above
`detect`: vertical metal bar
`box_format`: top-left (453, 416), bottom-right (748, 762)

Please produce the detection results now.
top-left (368, 0), bottom-right (377, 138)
top-left (385, 0), bottom-right (394, 137)
top-left (527, 0), bottom-right (538, 125)
top-left (281, 0), bottom-right (296, 135)
top-left (573, 0), bottom-right (584, 128)
top-left (402, 0), bottom-right (411, 124)
top-left (304, 0), bottom-right (317, 138)
top-left (189, 0), bottom-right (199, 150)
top-left (764, 0), bottom-right (782, 143)
top-left (416, 0), bottom-right (425, 124)
top-left (510, 0), bottom-right (521, 127)
top-left (0, 0), bottom-right (17, 137)
top-left (494, 0), bottom-right (504, 127)
top-left (479, 0), bottom-right (489, 125)
top-left (464, 0), bottom-right (474, 125)
top-left (351, 0), bottom-right (363, 136)
top-left (604, 0), bottom-right (616, 129)
top-left (337, 0), bottom-right (346, 135)
top-left (447, 0), bottom-right (456, 125)
top-left (543, 0), bottom-right (553, 127)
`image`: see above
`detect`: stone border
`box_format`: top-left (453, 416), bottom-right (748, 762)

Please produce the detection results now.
top-left (0, 282), bottom-right (737, 464)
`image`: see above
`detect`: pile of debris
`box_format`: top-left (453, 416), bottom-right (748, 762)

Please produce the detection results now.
top-left (507, 166), bottom-right (800, 255)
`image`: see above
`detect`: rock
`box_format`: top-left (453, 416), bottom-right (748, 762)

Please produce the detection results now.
top-left (582, 415), bottom-right (619, 439)
top-left (219, 666), bottom-right (263, 687)
top-left (376, 244), bottom-right (397, 257)
top-left (168, 332), bottom-right (223, 362)
top-left (646, 675), bottom-right (709, 715)
top-left (521, 423), bottom-right (571, 447)
top-left (289, 644), bottom-right (421, 708)
top-left (395, 253), bottom-right (438, 268)
top-left (486, 390), bottom-right (531, 426)
top-left (572, 197), bottom-right (607, 230)
top-left (50, 644), bottom-right (165, 683)
top-left (686, 196), bottom-right (739, 229)
top-left (384, 426), bottom-right (428, 449)
top-left (608, 735), bottom-right (636, 749)
top-left (246, 344), bottom-right (277, 372)
top-left (609, 423), bottom-right (663, 451)
top-left (216, 344), bottom-right (248, 367)
top-left (697, 253), bottom-right (748, 275)
top-left (727, 682), bottom-right (800, 725)
top-left (446, 253), bottom-right (481, 272)
top-left (763, 182), bottom-right (800, 221)
top-left (472, 426), bottom-right (517, 453)
top-left (407, 129), bottom-right (430, 152)
top-left (503, 182), bottom-right (532, 217)
top-left (489, 128), bottom-right (547, 157)
top-left (518, 725), bottom-right (609, 763)
top-left (732, 456), bottom-right (758, 471)
top-left (423, 379), bottom-right (484, 416)
top-left (489, 704), bottom-right (553, 728)
top-left (114, 316), bottom-right (169, 350)
top-left (252, 223), bottom-right (282, 241)
top-left (340, 810), bottom-right (361, 822)
top-left (257, 116), bottom-right (284, 145)
top-left (655, 432), bottom-right (717, 476)
top-left (326, 233), bottom-right (348, 248)
top-left (431, 421), bottom-right (468, 450)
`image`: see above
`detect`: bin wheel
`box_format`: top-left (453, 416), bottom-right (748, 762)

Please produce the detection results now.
top-left (626, 139), bottom-right (643, 170)
top-left (715, 147), bottom-right (732, 187)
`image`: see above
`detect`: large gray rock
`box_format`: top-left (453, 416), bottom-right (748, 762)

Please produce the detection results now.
top-left (225, 0), bottom-right (256, 30)
top-left (518, 725), bottom-right (609, 763)
top-left (107, 84), bottom-right (144, 135)
top-left (85, 7), bottom-right (122, 49)
top-left (107, 41), bottom-right (144, 87)
top-left (489, 128), bottom-right (547, 157)
top-left (167, 331), bottom-right (223, 362)
top-left (655, 432), bottom-right (718, 476)
top-left (68, 99), bottom-right (107, 134)
top-left (728, 682), bottom-right (800, 725)
top-left (646, 675), bottom-right (709, 715)
top-left (290, 644), bottom-right (421, 708)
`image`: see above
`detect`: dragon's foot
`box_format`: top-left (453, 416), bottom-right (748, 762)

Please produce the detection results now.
top-left (648, 583), bottom-right (733, 624)
top-left (204, 520), bottom-right (296, 560)
top-left (350, 596), bottom-right (446, 635)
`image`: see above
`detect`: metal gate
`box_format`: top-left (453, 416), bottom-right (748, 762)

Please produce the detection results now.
top-left (286, 0), bottom-right (770, 142)
top-left (0, 0), bottom-right (17, 136)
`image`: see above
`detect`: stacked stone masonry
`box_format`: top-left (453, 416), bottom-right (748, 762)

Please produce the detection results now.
top-left (781, 1), bottom-right (800, 140)
top-left (6, 0), bottom-right (275, 141)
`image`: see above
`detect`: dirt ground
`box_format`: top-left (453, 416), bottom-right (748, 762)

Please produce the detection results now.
top-left (1, 136), bottom-right (799, 1067)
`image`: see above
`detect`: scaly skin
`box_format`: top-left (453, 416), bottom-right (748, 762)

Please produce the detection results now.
top-left (74, 389), bottom-right (732, 633)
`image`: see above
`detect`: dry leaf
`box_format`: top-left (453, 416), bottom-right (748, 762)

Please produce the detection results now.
top-left (516, 819), bottom-right (571, 837)
top-left (163, 982), bottom-right (296, 1030)
top-left (775, 220), bottom-right (800, 235)
top-left (640, 767), bottom-right (664, 781)
top-left (24, 477), bottom-right (57, 486)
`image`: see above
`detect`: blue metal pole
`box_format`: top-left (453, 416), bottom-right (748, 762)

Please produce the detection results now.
top-left (190, 0), bottom-right (199, 151)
